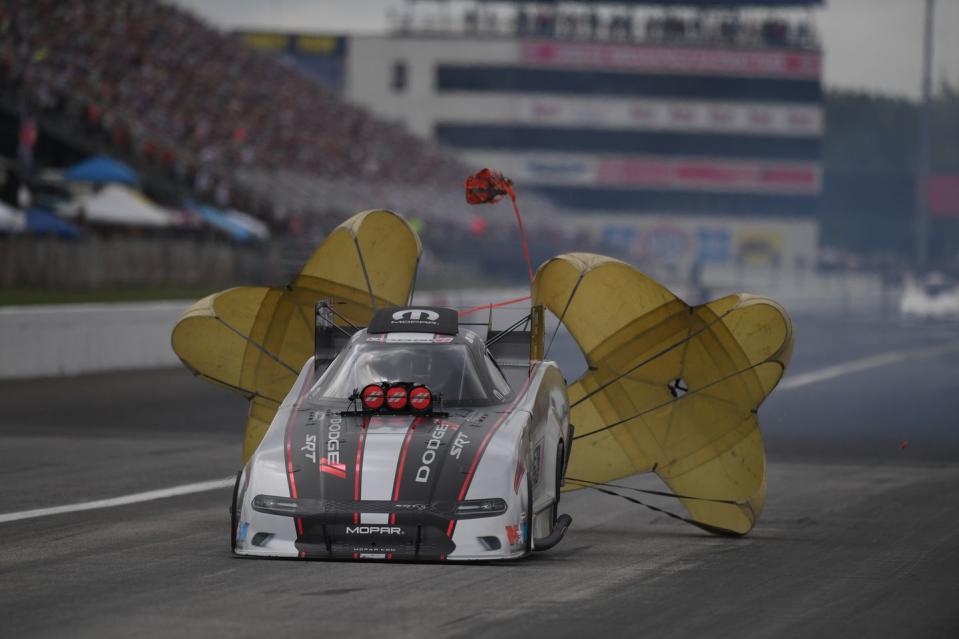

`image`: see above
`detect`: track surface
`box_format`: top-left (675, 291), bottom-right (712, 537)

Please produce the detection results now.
top-left (1, 312), bottom-right (958, 638)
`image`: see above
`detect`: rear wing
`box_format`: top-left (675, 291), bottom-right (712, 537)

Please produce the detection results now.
top-left (486, 305), bottom-right (544, 364)
top-left (314, 300), bottom-right (360, 372)
top-left (476, 305), bottom-right (544, 388)
top-left (313, 299), bottom-right (546, 384)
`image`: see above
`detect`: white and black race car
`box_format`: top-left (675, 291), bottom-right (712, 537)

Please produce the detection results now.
top-left (231, 305), bottom-right (573, 561)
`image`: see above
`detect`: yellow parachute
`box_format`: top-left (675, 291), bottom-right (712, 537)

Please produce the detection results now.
top-left (532, 253), bottom-right (793, 535)
top-left (171, 210), bottom-right (421, 461)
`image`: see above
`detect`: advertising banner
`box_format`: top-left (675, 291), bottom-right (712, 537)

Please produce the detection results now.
top-left (595, 157), bottom-right (820, 194)
top-left (928, 174), bottom-right (959, 218)
top-left (463, 151), bottom-right (820, 194)
top-left (519, 42), bottom-right (821, 79)
top-left (436, 96), bottom-right (821, 136)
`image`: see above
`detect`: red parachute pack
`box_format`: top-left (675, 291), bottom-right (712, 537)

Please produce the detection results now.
top-left (464, 168), bottom-right (533, 282)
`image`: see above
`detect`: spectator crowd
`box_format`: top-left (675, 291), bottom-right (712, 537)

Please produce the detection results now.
top-left (0, 0), bottom-right (825, 289)
top-left (0, 0), bottom-right (591, 284)
top-left (0, 0), bottom-right (462, 218)
top-left (412, 4), bottom-right (817, 51)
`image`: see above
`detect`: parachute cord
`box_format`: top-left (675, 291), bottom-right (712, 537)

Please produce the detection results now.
top-left (574, 482), bottom-right (743, 537)
top-left (486, 313), bottom-right (534, 348)
top-left (544, 272), bottom-right (584, 362)
top-left (216, 316), bottom-right (298, 375)
top-left (458, 295), bottom-right (531, 317)
top-left (571, 359), bottom-right (776, 440)
top-left (352, 237), bottom-right (377, 310)
top-left (566, 477), bottom-right (742, 505)
top-left (407, 256), bottom-right (421, 306)
top-left (569, 303), bottom-right (738, 410)
top-left (504, 183), bottom-right (535, 283)
top-left (319, 300), bottom-right (360, 332)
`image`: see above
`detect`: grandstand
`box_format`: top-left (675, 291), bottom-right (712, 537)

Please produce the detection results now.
top-left (0, 0), bottom-right (491, 227)
top-left (239, 0), bottom-right (824, 277)
top-left (1, 0), bottom-right (831, 290)
top-left (1, 0), bottom-right (593, 286)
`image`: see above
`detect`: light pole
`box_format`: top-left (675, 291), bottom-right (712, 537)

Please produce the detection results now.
top-left (915, 0), bottom-right (934, 270)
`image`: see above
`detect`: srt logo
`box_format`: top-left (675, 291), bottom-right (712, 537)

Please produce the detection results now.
top-left (320, 417), bottom-right (347, 479)
top-left (416, 423), bottom-right (450, 483)
top-left (301, 433), bottom-right (317, 463)
top-left (450, 431), bottom-right (470, 459)
top-left (346, 526), bottom-right (402, 535)
top-left (393, 503), bottom-right (427, 511)
top-left (392, 309), bottom-right (439, 322)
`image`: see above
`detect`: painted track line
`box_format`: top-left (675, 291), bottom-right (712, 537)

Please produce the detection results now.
top-left (779, 339), bottom-right (959, 391)
top-left (0, 477), bottom-right (234, 524)
top-left (2, 339), bottom-right (956, 525)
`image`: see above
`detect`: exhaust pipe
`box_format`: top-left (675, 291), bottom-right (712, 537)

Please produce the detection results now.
top-left (533, 514), bottom-right (572, 551)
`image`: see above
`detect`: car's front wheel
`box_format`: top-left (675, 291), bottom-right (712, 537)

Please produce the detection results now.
top-left (229, 471), bottom-right (242, 554)
top-left (550, 440), bottom-right (564, 529)
top-left (524, 472), bottom-right (533, 555)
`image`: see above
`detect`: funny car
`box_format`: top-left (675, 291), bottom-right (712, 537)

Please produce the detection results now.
top-left (230, 304), bottom-right (573, 560)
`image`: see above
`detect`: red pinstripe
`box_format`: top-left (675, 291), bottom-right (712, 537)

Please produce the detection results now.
top-left (390, 417), bottom-right (421, 519)
top-left (445, 370), bottom-right (535, 551)
top-left (283, 366), bottom-right (315, 558)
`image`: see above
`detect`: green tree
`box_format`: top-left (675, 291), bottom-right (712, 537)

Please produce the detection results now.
top-left (821, 88), bottom-right (959, 257)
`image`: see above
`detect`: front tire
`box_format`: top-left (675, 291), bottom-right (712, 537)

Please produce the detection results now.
top-left (229, 471), bottom-right (242, 554)
top-left (550, 440), bottom-right (564, 529)
top-left (524, 473), bottom-right (533, 555)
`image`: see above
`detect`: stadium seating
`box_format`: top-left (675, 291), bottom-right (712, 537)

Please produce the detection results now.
top-left (0, 0), bottom-right (464, 221)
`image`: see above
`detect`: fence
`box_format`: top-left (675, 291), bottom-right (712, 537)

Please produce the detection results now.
top-left (0, 236), bottom-right (291, 289)
top-left (0, 301), bottom-right (185, 378)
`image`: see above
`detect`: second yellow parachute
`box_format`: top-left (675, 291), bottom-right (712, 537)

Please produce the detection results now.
top-left (533, 253), bottom-right (793, 535)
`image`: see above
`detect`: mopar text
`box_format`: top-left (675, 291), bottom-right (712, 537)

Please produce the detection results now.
top-left (346, 526), bottom-right (403, 535)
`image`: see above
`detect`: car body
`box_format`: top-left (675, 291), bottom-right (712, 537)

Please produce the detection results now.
top-left (900, 273), bottom-right (959, 320)
top-left (231, 305), bottom-right (572, 561)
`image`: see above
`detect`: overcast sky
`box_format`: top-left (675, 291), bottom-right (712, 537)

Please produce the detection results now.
top-left (170, 0), bottom-right (959, 100)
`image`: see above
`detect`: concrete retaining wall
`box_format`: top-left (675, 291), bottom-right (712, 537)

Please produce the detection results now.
top-left (0, 273), bottom-right (895, 380)
top-left (0, 292), bottom-right (509, 380)
top-left (0, 302), bottom-right (186, 379)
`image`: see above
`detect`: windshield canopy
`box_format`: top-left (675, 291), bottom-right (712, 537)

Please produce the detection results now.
top-left (313, 337), bottom-right (510, 406)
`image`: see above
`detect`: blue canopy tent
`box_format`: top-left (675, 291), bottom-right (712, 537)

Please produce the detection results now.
top-left (64, 155), bottom-right (139, 186)
top-left (25, 208), bottom-right (81, 239)
top-left (194, 204), bottom-right (255, 242)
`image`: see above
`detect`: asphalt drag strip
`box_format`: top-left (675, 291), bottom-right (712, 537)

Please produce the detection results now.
top-left (0, 313), bottom-right (956, 637)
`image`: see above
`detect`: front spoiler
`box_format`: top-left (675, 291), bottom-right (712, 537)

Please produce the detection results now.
top-left (238, 494), bottom-right (519, 561)
top-left (250, 494), bottom-right (507, 521)
top-left (235, 544), bottom-right (528, 562)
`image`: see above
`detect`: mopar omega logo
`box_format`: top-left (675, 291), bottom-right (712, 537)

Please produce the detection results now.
top-left (392, 309), bottom-right (439, 322)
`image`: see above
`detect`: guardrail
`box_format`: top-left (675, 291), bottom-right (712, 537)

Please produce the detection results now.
top-left (0, 274), bottom-right (898, 380)
top-left (0, 302), bottom-right (186, 379)
top-left (0, 291), bottom-right (520, 379)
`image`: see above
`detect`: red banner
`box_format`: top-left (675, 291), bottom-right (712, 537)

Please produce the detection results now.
top-left (519, 42), bottom-right (821, 79)
top-left (595, 158), bottom-right (820, 193)
top-left (928, 174), bottom-right (959, 218)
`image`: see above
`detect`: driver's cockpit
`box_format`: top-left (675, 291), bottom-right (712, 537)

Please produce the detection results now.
top-left (310, 304), bottom-right (529, 406)
top-left (311, 330), bottom-right (510, 406)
